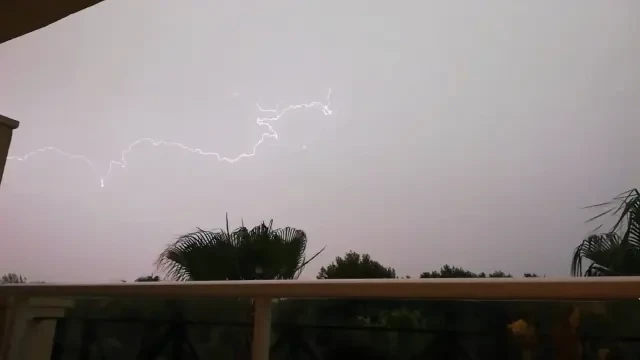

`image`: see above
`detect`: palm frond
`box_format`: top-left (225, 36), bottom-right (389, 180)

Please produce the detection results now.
top-left (571, 234), bottom-right (620, 276)
top-left (574, 189), bottom-right (640, 276)
top-left (589, 224), bottom-right (604, 234)
top-left (611, 189), bottom-right (639, 233)
top-left (297, 247), bottom-right (326, 278)
top-left (156, 229), bottom-right (236, 281)
top-left (612, 188), bottom-right (638, 201)
top-left (584, 262), bottom-right (616, 277)
top-left (582, 201), bottom-right (615, 210)
top-left (158, 217), bottom-right (323, 281)
top-left (616, 190), bottom-right (640, 246)
top-left (584, 208), bottom-right (614, 224)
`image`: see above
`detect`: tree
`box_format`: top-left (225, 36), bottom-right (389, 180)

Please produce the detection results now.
top-left (419, 264), bottom-right (512, 278)
top-left (422, 266), bottom-right (533, 278)
top-left (157, 215), bottom-right (324, 281)
top-left (488, 270), bottom-right (512, 278)
top-left (420, 265), bottom-right (478, 278)
top-left (1, 273), bottom-right (27, 284)
top-left (135, 274), bottom-right (160, 282)
top-left (317, 251), bottom-right (396, 279)
top-left (572, 189), bottom-right (640, 276)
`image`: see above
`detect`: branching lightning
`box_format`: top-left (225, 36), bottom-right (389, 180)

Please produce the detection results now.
top-left (6, 89), bottom-right (332, 188)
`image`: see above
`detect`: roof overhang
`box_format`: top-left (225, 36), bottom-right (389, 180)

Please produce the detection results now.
top-left (0, 0), bottom-right (104, 45)
top-left (0, 115), bottom-right (19, 130)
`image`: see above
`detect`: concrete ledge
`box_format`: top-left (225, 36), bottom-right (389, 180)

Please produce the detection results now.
top-left (0, 115), bottom-right (19, 130)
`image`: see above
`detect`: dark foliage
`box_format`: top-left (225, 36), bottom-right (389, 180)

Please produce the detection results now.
top-left (135, 274), bottom-right (161, 282)
top-left (572, 189), bottom-right (640, 276)
top-left (1, 273), bottom-right (27, 284)
top-left (317, 251), bottom-right (396, 279)
top-left (157, 215), bottom-right (324, 281)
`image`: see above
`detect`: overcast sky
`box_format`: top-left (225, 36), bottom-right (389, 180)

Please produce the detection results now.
top-left (1, 1), bottom-right (638, 282)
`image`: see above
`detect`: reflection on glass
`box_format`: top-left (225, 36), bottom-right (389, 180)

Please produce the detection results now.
top-left (50, 296), bottom-right (640, 359)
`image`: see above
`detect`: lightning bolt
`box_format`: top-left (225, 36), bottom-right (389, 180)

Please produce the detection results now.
top-left (6, 89), bottom-right (332, 188)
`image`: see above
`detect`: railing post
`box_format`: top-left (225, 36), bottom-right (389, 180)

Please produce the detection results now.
top-left (2, 297), bottom-right (74, 360)
top-left (251, 297), bottom-right (272, 360)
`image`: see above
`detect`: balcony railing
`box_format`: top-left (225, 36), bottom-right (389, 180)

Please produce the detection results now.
top-left (1, 277), bottom-right (640, 360)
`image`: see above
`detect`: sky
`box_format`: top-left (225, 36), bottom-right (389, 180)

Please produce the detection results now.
top-left (0, 1), bottom-right (639, 282)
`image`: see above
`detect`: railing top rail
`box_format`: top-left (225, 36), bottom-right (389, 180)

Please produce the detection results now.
top-left (1, 277), bottom-right (639, 300)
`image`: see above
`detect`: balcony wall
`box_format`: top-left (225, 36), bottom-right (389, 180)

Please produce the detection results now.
top-left (1, 278), bottom-right (640, 360)
top-left (0, 115), bottom-right (19, 187)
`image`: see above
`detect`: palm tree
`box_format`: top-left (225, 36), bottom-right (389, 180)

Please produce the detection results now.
top-left (156, 215), bottom-right (324, 281)
top-left (153, 216), bottom-right (324, 358)
top-left (572, 189), bottom-right (640, 276)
